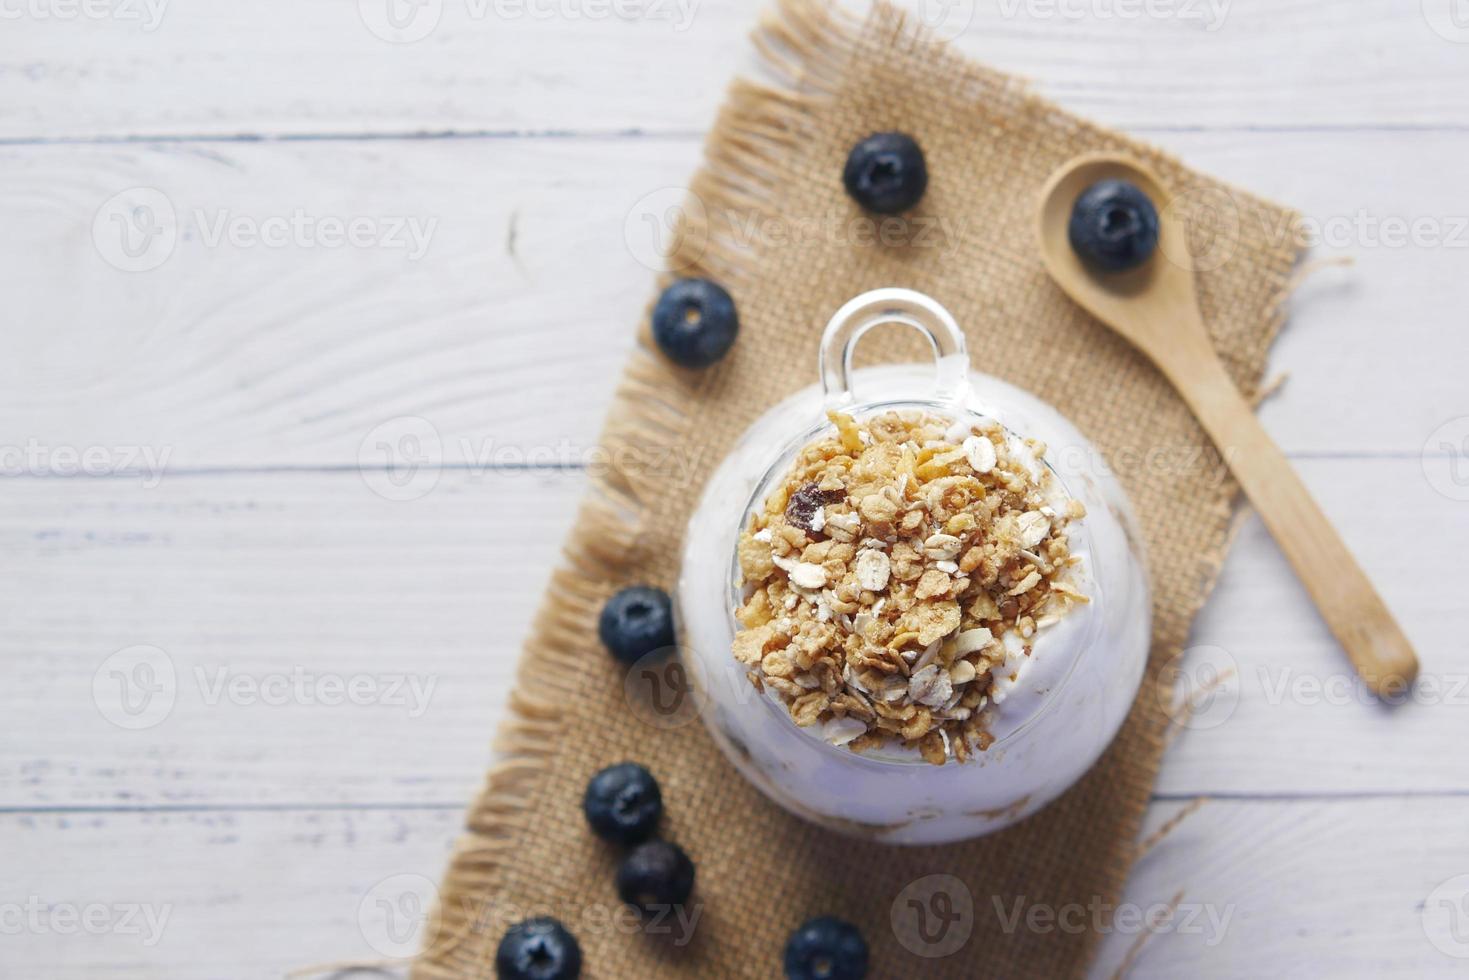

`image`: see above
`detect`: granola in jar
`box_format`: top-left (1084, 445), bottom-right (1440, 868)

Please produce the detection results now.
top-left (732, 409), bottom-right (1088, 765)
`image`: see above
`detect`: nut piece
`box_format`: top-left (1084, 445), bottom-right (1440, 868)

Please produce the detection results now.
top-left (908, 664), bottom-right (954, 708)
top-left (922, 532), bottom-right (962, 561)
top-left (855, 548), bottom-right (891, 592)
top-left (789, 562), bottom-right (828, 590)
top-left (950, 627), bottom-right (994, 658)
top-left (1016, 511), bottom-right (1051, 549)
top-left (963, 435), bottom-right (997, 474)
top-left (824, 716), bottom-right (867, 746)
top-left (1007, 570), bottom-right (1042, 596)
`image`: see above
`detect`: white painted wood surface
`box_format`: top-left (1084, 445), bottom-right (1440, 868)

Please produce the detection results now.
top-left (3, 1), bottom-right (1468, 976)
top-left (3, 0), bottom-right (1466, 137)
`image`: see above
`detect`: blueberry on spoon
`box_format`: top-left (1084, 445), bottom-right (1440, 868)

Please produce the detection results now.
top-left (495, 917), bottom-right (582, 980)
top-left (1067, 178), bottom-right (1159, 272)
top-left (652, 277), bottom-right (739, 369)
top-left (843, 132), bottom-right (928, 215)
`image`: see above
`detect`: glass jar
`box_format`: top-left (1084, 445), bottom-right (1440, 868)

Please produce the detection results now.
top-left (676, 289), bottom-right (1150, 845)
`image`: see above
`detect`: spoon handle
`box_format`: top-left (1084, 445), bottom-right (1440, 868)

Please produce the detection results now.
top-left (1163, 344), bottom-right (1419, 697)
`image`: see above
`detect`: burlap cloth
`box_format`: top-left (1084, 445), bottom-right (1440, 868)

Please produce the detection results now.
top-left (416, 2), bottom-right (1302, 976)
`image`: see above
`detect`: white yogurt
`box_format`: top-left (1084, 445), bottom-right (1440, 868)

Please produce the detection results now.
top-left (676, 364), bottom-right (1150, 845)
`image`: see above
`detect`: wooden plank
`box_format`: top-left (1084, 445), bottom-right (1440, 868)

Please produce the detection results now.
top-left (0, 136), bottom-right (693, 472)
top-left (1093, 796), bottom-right (1469, 978)
top-left (0, 806), bottom-right (463, 977)
top-left (0, 455), bottom-right (1461, 809)
top-left (0, 470), bottom-right (583, 808)
top-left (2, 129), bottom-right (1466, 472)
top-left (3, 799), bottom-right (1465, 977)
top-left (1154, 453), bottom-right (1469, 797)
top-left (3, 0), bottom-right (1467, 140)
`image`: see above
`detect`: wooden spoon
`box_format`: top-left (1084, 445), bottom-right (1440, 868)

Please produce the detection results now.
top-left (1036, 151), bottom-right (1418, 696)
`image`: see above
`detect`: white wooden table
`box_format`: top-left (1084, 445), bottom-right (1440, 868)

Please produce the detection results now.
top-left (3, 2), bottom-right (1467, 976)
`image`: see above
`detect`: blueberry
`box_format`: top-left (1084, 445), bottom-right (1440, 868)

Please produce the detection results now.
top-left (1067, 178), bottom-right (1160, 273)
top-left (598, 586), bottom-right (675, 665)
top-left (783, 917), bottom-right (869, 980)
top-left (494, 917), bottom-right (582, 980)
top-left (651, 277), bottom-right (739, 369)
top-left (842, 132), bottom-right (928, 215)
top-left (583, 762), bottom-right (663, 845)
top-left (615, 840), bottom-right (696, 915)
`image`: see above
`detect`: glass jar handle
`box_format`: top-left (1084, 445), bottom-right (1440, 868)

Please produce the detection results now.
top-left (819, 288), bottom-right (971, 410)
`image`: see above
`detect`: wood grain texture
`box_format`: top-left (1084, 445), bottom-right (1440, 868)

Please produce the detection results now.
top-left (0, 471), bottom-right (580, 808)
top-left (4, 800), bottom-right (1466, 977)
top-left (2, 130), bottom-right (1467, 470)
top-left (0, 457), bottom-right (1459, 810)
top-left (0, 807), bottom-right (462, 977)
top-left (2, 0), bottom-right (1466, 140)
top-left (1156, 459), bottom-right (1469, 797)
top-left (1093, 797), bottom-right (1469, 978)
